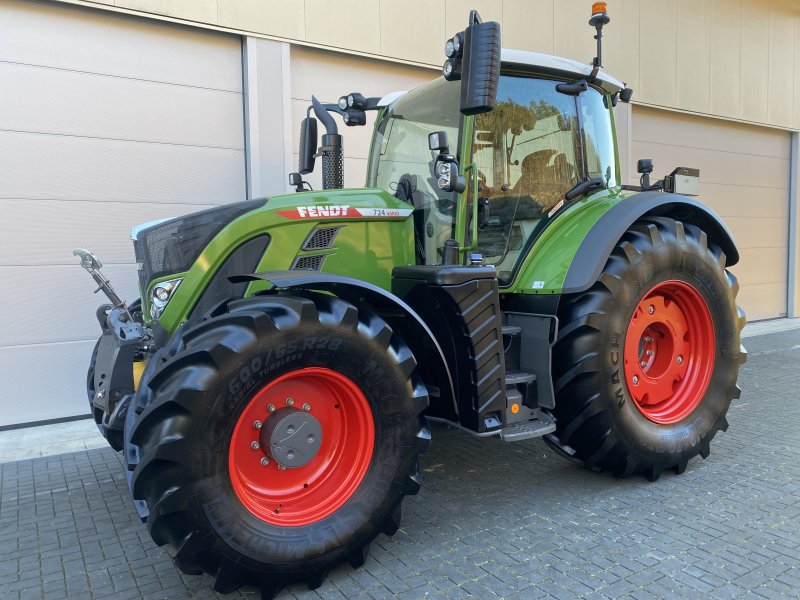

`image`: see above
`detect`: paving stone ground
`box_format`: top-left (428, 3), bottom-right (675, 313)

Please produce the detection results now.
top-left (1, 329), bottom-right (799, 599)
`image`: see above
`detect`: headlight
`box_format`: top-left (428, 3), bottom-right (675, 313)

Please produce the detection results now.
top-left (150, 278), bottom-right (182, 319)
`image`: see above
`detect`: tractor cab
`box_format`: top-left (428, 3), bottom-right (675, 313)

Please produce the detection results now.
top-left (368, 50), bottom-right (626, 284)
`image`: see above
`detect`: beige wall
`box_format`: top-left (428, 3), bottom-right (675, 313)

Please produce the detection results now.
top-left (64, 0), bottom-right (800, 131)
top-left (632, 106), bottom-right (792, 320)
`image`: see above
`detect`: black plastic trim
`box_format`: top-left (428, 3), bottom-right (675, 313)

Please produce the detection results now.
top-left (189, 235), bottom-right (270, 320)
top-left (563, 191), bottom-right (739, 294)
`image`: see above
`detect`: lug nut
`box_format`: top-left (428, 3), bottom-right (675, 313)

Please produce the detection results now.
top-left (646, 350), bottom-right (654, 356)
top-left (267, 404), bottom-right (275, 413)
top-left (286, 397), bottom-right (295, 406)
top-left (648, 305), bottom-right (655, 315)
top-left (677, 356), bottom-right (684, 365)
top-left (250, 441), bottom-right (260, 451)
top-left (641, 361), bottom-right (647, 368)
top-left (260, 457), bottom-right (270, 467)
top-left (644, 337), bottom-right (653, 343)
top-left (253, 420), bottom-right (262, 430)
top-left (632, 375), bottom-right (639, 385)
top-left (302, 403), bottom-right (311, 412)
top-left (278, 464), bottom-right (286, 471)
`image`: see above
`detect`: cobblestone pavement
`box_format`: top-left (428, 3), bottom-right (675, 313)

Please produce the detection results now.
top-left (1, 330), bottom-right (798, 599)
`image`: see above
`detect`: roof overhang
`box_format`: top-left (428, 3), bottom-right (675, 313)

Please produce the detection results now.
top-left (501, 49), bottom-right (625, 94)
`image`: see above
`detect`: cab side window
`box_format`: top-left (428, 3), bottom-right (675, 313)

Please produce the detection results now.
top-left (472, 77), bottom-right (581, 282)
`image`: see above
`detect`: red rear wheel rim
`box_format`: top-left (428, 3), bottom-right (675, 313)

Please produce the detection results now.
top-left (228, 367), bottom-right (375, 526)
top-left (623, 280), bottom-right (715, 424)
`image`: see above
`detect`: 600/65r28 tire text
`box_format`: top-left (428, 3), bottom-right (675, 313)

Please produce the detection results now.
top-left (552, 218), bottom-right (746, 480)
top-left (123, 293), bottom-right (430, 597)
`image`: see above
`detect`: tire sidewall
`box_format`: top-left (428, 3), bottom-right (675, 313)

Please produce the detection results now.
top-left (182, 321), bottom-right (418, 571)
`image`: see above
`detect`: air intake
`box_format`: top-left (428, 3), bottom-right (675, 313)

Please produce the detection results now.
top-left (303, 227), bottom-right (340, 250)
top-left (292, 254), bottom-right (326, 271)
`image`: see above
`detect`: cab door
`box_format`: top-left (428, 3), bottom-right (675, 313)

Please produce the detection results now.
top-left (470, 75), bottom-right (616, 285)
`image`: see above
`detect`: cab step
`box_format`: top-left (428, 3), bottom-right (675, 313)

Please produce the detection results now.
top-left (505, 371), bottom-right (536, 386)
top-left (499, 414), bottom-right (557, 442)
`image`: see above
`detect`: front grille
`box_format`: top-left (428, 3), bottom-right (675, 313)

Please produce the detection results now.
top-left (303, 227), bottom-right (340, 250)
top-left (292, 255), bottom-right (326, 271)
top-left (134, 199), bottom-right (265, 296)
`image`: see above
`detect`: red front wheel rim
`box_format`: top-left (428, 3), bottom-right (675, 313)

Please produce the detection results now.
top-left (623, 280), bottom-right (716, 424)
top-left (228, 367), bottom-right (375, 526)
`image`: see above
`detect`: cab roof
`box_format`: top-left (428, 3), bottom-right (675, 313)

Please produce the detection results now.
top-left (377, 49), bottom-right (626, 107)
top-left (500, 49), bottom-right (625, 94)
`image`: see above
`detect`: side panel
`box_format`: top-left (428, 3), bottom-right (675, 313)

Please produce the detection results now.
top-left (509, 189), bottom-right (739, 296)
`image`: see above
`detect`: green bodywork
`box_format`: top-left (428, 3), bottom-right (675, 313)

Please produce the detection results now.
top-left (150, 188), bottom-right (415, 332)
top-left (146, 72), bottom-right (631, 335)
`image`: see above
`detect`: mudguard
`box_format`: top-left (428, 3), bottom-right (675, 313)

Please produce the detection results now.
top-left (562, 191), bottom-right (739, 294)
top-left (229, 271), bottom-right (458, 419)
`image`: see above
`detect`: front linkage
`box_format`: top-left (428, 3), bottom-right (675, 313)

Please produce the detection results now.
top-left (77, 249), bottom-right (149, 450)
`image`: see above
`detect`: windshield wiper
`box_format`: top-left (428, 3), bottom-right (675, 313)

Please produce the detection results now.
top-left (565, 177), bottom-right (605, 201)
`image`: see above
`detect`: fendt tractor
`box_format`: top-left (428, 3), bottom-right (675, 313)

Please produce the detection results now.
top-left (76, 5), bottom-right (746, 598)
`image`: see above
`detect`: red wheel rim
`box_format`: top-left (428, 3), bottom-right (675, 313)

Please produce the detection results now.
top-left (228, 367), bottom-right (375, 526)
top-left (623, 280), bottom-right (715, 424)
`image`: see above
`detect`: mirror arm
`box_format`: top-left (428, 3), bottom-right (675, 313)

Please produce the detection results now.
top-left (459, 162), bottom-right (480, 252)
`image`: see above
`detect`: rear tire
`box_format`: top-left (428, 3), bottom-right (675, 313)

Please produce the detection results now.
top-left (124, 293), bottom-right (429, 595)
top-left (551, 218), bottom-right (746, 480)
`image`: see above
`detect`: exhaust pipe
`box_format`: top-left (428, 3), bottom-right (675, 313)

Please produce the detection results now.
top-left (311, 96), bottom-right (343, 189)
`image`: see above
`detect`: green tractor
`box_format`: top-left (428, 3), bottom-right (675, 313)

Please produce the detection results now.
top-left (77, 6), bottom-right (745, 598)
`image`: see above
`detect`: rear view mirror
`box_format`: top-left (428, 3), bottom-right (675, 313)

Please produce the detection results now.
top-left (298, 117), bottom-right (318, 175)
top-left (459, 17), bottom-right (501, 116)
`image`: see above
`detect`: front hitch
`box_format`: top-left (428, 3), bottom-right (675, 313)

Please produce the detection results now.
top-left (74, 248), bottom-right (132, 320)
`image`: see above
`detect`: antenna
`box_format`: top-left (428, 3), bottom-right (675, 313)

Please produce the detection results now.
top-left (588, 2), bottom-right (610, 80)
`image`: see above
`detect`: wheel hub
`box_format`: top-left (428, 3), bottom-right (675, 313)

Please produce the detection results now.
top-left (259, 407), bottom-right (322, 468)
top-left (228, 367), bottom-right (375, 526)
top-left (623, 280), bottom-right (715, 424)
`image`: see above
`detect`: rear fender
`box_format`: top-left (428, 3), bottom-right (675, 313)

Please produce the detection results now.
top-left (229, 271), bottom-right (458, 419)
top-left (562, 192), bottom-right (739, 294)
top-left (511, 190), bottom-right (738, 296)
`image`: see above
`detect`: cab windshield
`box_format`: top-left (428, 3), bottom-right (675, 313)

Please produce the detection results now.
top-left (368, 78), bottom-right (461, 264)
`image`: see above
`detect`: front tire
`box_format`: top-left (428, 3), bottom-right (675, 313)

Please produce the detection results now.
top-left (551, 218), bottom-right (746, 480)
top-left (124, 293), bottom-right (430, 596)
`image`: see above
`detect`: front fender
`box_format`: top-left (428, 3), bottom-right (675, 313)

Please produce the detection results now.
top-left (230, 271), bottom-right (458, 418)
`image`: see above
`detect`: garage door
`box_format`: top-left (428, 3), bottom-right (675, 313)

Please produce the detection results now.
top-left (632, 106), bottom-right (792, 321)
top-left (0, 0), bottom-right (245, 427)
